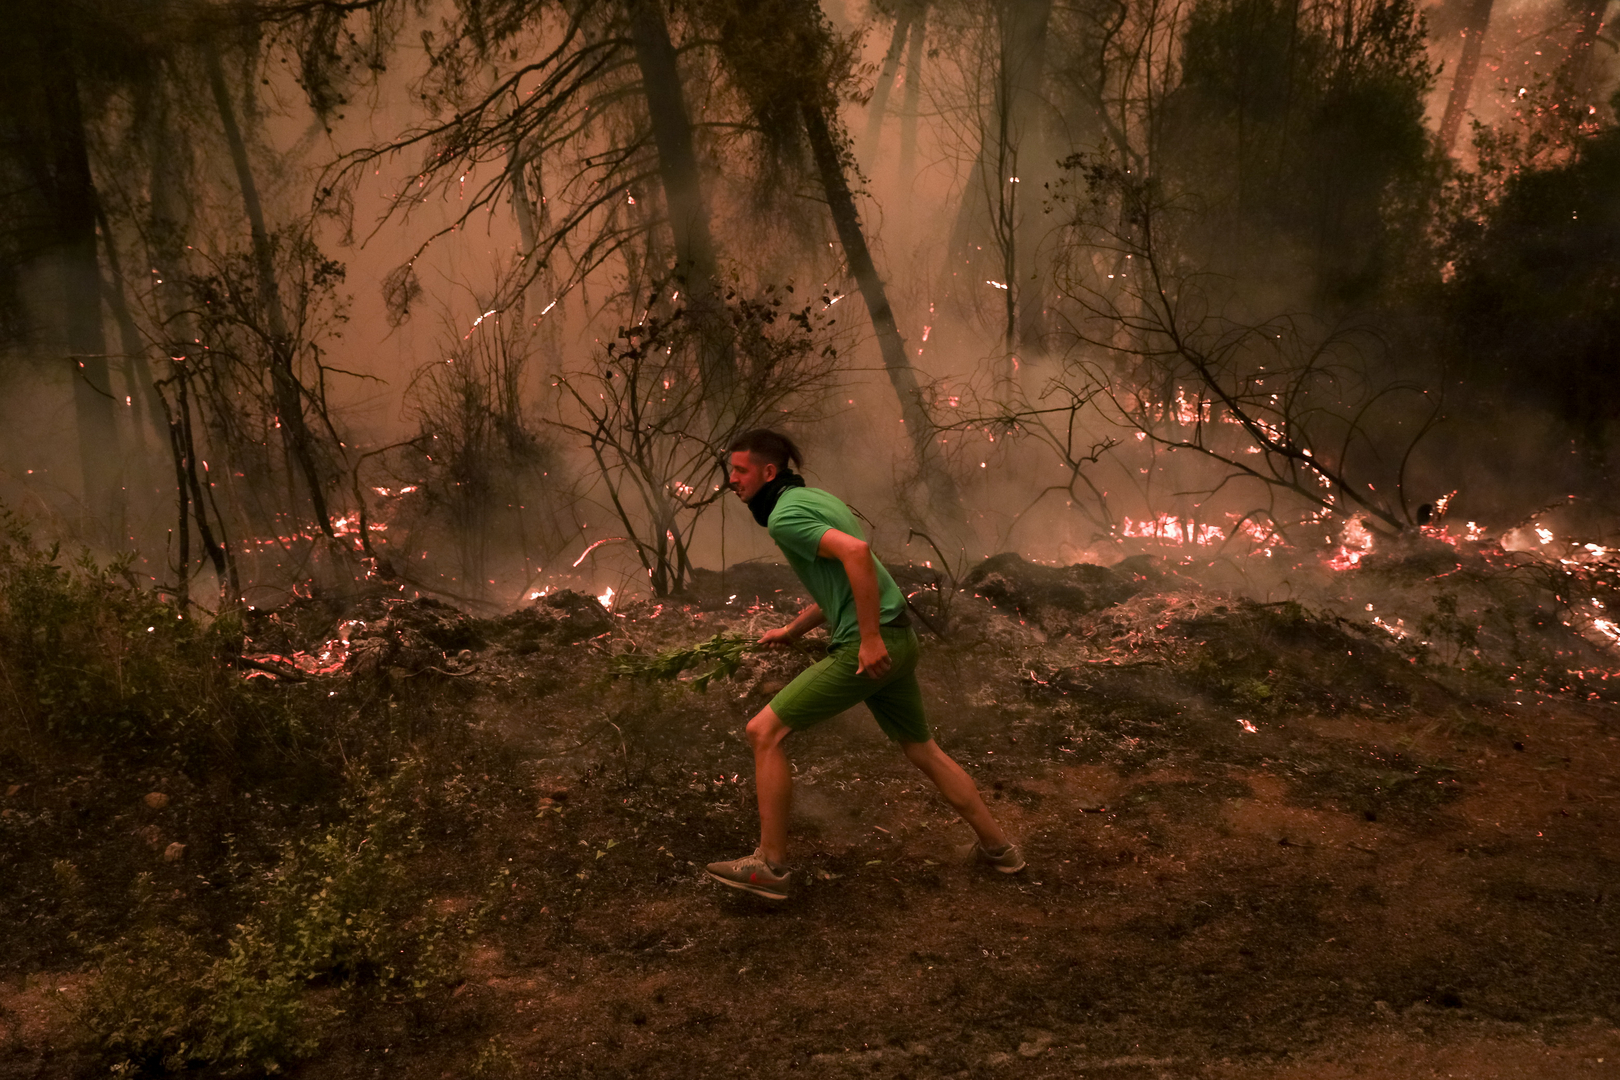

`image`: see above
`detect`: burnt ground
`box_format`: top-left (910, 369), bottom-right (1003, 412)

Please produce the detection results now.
top-left (3, 556), bottom-right (1620, 1079)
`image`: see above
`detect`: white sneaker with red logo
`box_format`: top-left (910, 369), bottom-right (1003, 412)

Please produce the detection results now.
top-left (705, 848), bottom-right (792, 900)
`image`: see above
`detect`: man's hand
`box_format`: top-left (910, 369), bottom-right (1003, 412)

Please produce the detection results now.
top-left (763, 604), bottom-right (824, 647)
top-left (757, 626), bottom-right (797, 648)
top-left (856, 637), bottom-right (891, 679)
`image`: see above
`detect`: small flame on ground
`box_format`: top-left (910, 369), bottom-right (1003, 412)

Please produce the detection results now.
top-left (1121, 514), bottom-right (1225, 546)
top-left (598, 586), bottom-right (615, 608)
top-left (1327, 518), bottom-right (1375, 571)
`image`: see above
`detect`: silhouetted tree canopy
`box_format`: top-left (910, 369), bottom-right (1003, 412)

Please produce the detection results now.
top-left (1165, 0), bottom-right (1438, 303)
top-left (1445, 103), bottom-right (1620, 460)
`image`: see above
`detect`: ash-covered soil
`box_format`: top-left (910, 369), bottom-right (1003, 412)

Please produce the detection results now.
top-left (3, 548), bottom-right (1619, 1079)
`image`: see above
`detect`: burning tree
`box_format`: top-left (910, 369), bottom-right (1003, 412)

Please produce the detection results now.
top-left (923, 0), bottom-right (1449, 555)
top-left (1062, 157), bottom-right (1439, 531)
top-left (550, 287), bottom-right (840, 597)
top-left (931, 155), bottom-right (1442, 554)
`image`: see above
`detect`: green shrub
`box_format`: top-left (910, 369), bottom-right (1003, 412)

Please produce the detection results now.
top-left (255, 763), bottom-right (465, 994)
top-left (82, 766), bottom-right (470, 1075)
top-left (0, 506), bottom-right (307, 763)
top-left (85, 922), bottom-right (308, 1076)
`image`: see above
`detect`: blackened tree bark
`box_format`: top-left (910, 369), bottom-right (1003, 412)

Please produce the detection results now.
top-left (627, 0), bottom-right (735, 412)
top-left (205, 45), bottom-right (335, 537)
top-left (708, 0), bottom-right (965, 528)
top-left (801, 101), bottom-right (963, 518)
top-left (1437, 0), bottom-right (1494, 153)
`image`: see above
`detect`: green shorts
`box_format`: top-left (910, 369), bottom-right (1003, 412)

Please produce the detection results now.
top-left (768, 626), bottom-right (931, 743)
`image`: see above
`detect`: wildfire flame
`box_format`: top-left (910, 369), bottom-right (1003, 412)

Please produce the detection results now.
top-left (1327, 518), bottom-right (1375, 571)
top-left (1120, 514), bottom-right (1226, 546)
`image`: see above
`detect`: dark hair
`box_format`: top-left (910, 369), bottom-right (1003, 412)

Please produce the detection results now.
top-left (727, 429), bottom-right (803, 471)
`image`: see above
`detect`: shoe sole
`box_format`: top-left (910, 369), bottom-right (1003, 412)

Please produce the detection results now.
top-left (973, 847), bottom-right (1027, 874)
top-left (705, 868), bottom-right (789, 901)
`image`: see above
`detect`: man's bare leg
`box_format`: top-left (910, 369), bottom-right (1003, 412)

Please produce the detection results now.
top-left (901, 739), bottom-right (1010, 850)
top-left (745, 706), bottom-right (793, 865)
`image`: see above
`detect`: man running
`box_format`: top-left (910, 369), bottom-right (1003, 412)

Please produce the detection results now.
top-left (705, 429), bottom-right (1024, 900)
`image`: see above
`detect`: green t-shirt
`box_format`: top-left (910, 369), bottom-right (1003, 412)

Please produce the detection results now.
top-left (767, 487), bottom-right (908, 647)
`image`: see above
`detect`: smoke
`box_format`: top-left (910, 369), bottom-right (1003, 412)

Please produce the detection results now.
top-left (0, 0), bottom-right (1615, 611)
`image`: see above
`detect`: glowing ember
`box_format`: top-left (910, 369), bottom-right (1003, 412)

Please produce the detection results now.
top-left (1326, 518), bottom-right (1375, 571)
top-left (572, 537), bottom-right (619, 567)
top-left (463, 308), bottom-right (498, 339)
top-left (241, 619), bottom-right (366, 679)
top-left (1372, 615), bottom-right (1412, 640)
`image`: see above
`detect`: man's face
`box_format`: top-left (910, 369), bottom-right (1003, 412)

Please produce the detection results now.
top-left (728, 450), bottom-right (778, 502)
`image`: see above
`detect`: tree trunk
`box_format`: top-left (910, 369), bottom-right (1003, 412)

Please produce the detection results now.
top-left (142, 75), bottom-right (196, 435)
top-left (947, 0), bottom-right (1054, 355)
top-left (141, 78), bottom-right (239, 603)
top-left (800, 100), bottom-right (965, 525)
top-left (898, 4), bottom-right (928, 185)
top-left (96, 209), bottom-right (159, 463)
top-left (1007, 0), bottom-right (1055, 353)
top-left (859, 3), bottom-right (917, 162)
top-left (505, 92), bottom-right (543, 280)
top-left (627, 0), bottom-right (734, 416)
top-left (29, 6), bottom-right (122, 537)
top-left (1438, 0), bottom-right (1494, 153)
top-left (205, 45), bottom-right (335, 537)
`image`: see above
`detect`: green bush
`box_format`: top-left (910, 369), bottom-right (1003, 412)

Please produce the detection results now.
top-left (82, 767), bottom-right (470, 1075)
top-left (0, 505), bottom-right (304, 761)
top-left (86, 921), bottom-right (307, 1076)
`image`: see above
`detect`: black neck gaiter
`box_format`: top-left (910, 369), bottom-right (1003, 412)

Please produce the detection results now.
top-left (746, 470), bottom-right (806, 526)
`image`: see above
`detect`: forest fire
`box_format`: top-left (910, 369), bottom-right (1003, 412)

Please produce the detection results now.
top-left (1326, 517), bottom-right (1375, 571)
top-left (1119, 514), bottom-right (1224, 546)
top-left (242, 618), bottom-right (366, 679)
top-left (4, 0), bottom-right (1620, 1074)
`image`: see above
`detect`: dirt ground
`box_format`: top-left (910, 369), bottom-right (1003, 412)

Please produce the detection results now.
top-left (4, 564), bottom-right (1620, 1079)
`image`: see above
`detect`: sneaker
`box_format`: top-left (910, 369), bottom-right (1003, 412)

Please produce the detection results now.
top-left (705, 849), bottom-right (792, 900)
top-left (974, 841), bottom-right (1026, 874)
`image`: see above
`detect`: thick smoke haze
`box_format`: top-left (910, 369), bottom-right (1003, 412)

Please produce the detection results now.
top-left (0, 0), bottom-right (1615, 611)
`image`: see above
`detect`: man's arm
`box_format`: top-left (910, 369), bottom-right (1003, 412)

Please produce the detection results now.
top-left (758, 604), bottom-right (824, 646)
top-left (817, 528), bottom-right (891, 678)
